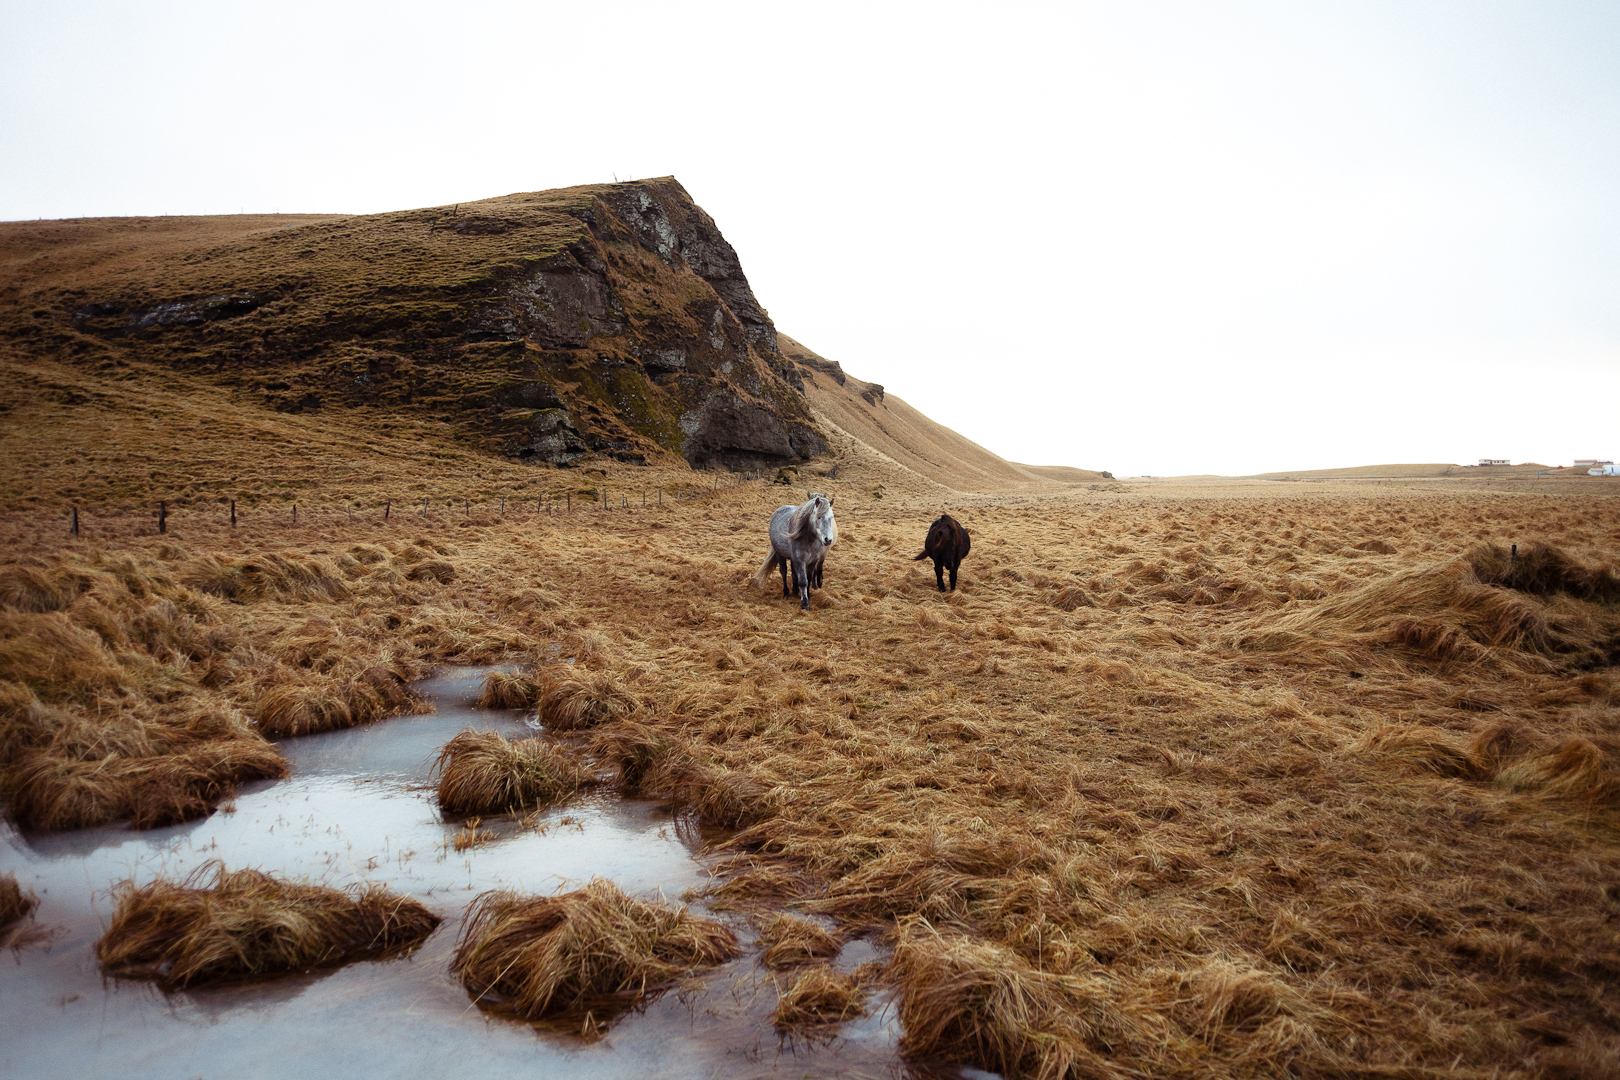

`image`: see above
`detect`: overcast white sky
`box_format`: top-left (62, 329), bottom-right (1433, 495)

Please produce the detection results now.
top-left (3, 0), bottom-right (1616, 476)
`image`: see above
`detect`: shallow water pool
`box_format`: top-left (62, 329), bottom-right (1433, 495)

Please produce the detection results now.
top-left (1, 668), bottom-right (929, 1080)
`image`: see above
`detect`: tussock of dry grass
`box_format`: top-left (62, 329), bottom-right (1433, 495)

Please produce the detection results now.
top-left (894, 920), bottom-right (1151, 1079)
top-left (434, 730), bottom-right (589, 814)
top-left (1, 871), bottom-right (38, 932)
top-left (774, 964), bottom-right (867, 1030)
top-left (537, 668), bottom-right (642, 730)
top-left (255, 658), bottom-right (418, 736)
top-left (475, 670), bottom-right (541, 709)
top-left (758, 914), bottom-right (842, 969)
top-left (96, 862), bottom-right (441, 988)
top-left (450, 878), bottom-right (739, 1024)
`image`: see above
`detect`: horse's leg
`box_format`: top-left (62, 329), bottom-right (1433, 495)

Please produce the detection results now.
top-left (780, 556), bottom-right (792, 598)
top-left (797, 562), bottom-right (810, 610)
top-left (934, 558), bottom-right (946, 591)
top-left (948, 558), bottom-right (959, 591)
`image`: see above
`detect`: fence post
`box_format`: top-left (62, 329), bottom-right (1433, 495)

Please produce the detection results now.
top-left (71, 506), bottom-right (79, 536)
top-left (159, 501), bottom-right (167, 534)
top-left (292, 504), bottom-right (297, 525)
top-left (500, 497), bottom-right (504, 516)
top-left (422, 497), bottom-right (428, 517)
top-left (230, 499), bottom-right (236, 527)
top-left (385, 501), bottom-right (390, 520)
top-left (567, 492), bottom-right (571, 512)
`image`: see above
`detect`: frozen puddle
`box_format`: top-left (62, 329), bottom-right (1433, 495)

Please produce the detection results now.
top-left (0, 668), bottom-right (912, 1080)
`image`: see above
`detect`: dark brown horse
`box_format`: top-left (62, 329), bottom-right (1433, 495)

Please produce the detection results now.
top-left (914, 514), bottom-right (971, 591)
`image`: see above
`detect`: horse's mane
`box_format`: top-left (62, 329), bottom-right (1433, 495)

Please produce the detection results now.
top-left (788, 494), bottom-right (830, 539)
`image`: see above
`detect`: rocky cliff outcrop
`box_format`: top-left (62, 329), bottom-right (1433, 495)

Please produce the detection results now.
top-left (15, 178), bottom-right (827, 468)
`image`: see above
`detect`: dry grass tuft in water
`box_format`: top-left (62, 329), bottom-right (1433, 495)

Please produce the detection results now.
top-left (95, 862), bottom-right (441, 988)
top-left (451, 878), bottom-right (739, 1024)
top-left (893, 920), bottom-right (1149, 1080)
top-left (254, 659), bottom-right (419, 737)
top-left (434, 730), bottom-right (589, 815)
top-left (1, 871), bottom-right (38, 932)
top-left (759, 914), bottom-right (842, 969)
top-left (475, 670), bottom-right (541, 710)
top-left (537, 669), bottom-right (642, 730)
top-left (774, 965), bottom-right (867, 1031)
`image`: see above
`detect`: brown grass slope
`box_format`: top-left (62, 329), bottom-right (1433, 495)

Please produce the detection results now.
top-left (96, 862), bottom-right (440, 988)
top-left (781, 334), bottom-right (1103, 495)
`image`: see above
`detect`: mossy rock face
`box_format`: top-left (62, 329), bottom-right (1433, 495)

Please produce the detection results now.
top-left (8, 178), bottom-right (829, 470)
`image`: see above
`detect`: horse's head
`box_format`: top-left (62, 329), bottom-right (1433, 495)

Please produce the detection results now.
top-left (806, 493), bottom-right (837, 547)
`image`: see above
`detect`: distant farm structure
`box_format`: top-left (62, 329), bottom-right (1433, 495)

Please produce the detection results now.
top-left (1476, 458), bottom-right (1510, 466)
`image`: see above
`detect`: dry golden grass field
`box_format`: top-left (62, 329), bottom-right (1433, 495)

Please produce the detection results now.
top-left (2, 448), bottom-right (1618, 1078)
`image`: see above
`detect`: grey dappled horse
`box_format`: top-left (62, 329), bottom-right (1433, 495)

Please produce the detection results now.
top-left (752, 493), bottom-right (837, 610)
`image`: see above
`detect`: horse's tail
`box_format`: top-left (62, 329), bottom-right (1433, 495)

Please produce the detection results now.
top-left (913, 550), bottom-right (929, 561)
top-left (752, 550), bottom-right (782, 590)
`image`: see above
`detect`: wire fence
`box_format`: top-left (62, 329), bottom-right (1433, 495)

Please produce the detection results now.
top-left (62, 470), bottom-right (792, 536)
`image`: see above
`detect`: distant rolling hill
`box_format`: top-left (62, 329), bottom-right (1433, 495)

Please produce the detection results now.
top-left (1244, 463), bottom-right (1557, 480)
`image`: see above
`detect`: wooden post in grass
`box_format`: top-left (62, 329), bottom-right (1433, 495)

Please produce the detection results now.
top-left (71, 506), bottom-right (79, 536)
top-left (566, 492), bottom-right (571, 512)
top-left (347, 507), bottom-right (353, 522)
top-left (422, 497), bottom-right (428, 517)
top-left (1511, 543), bottom-right (1517, 570)
top-left (230, 499), bottom-right (236, 527)
top-left (159, 501), bottom-right (167, 534)
top-left (292, 504), bottom-right (297, 525)
top-left (385, 501), bottom-right (390, 520)
top-left (499, 497), bottom-right (504, 516)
